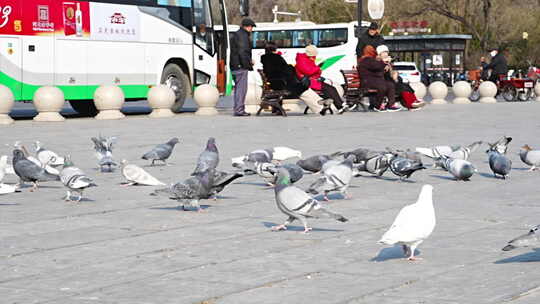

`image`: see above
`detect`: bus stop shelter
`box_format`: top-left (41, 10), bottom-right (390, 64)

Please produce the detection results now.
top-left (383, 34), bottom-right (472, 84)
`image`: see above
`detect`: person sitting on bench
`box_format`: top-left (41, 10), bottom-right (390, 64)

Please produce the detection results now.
top-left (357, 45), bottom-right (401, 112)
top-left (391, 71), bottom-right (425, 111)
top-left (261, 43), bottom-right (327, 115)
top-left (295, 45), bottom-right (349, 114)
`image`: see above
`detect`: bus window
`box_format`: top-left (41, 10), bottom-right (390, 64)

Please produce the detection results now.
top-left (193, 0), bottom-right (213, 54)
top-left (293, 30), bottom-right (313, 48)
top-left (317, 28), bottom-right (347, 47)
top-left (252, 31), bottom-right (268, 49)
top-left (268, 30), bottom-right (292, 48)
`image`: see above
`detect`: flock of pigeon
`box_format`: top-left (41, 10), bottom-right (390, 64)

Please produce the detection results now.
top-left (1, 135), bottom-right (540, 261)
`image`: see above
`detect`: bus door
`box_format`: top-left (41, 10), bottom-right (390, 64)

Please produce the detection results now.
top-left (210, 0), bottom-right (228, 94)
top-left (192, 0), bottom-right (217, 87)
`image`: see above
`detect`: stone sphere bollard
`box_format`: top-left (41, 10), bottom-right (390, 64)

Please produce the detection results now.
top-left (33, 86), bottom-right (66, 122)
top-left (94, 85), bottom-right (126, 120)
top-left (409, 82), bottom-right (427, 100)
top-left (479, 81), bottom-right (498, 103)
top-left (428, 81), bottom-right (448, 104)
top-left (147, 85), bottom-right (175, 118)
top-left (194, 84), bottom-right (219, 116)
top-left (535, 83), bottom-right (540, 102)
top-left (0, 84), bottom-right (14, 125)
top-left (452, 81), bottom-right (472, 104)
top-left (244, 84), bottom-right (262, 114)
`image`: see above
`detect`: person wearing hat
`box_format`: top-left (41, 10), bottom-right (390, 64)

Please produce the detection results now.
top-left (485, 47), bottom-right (508, 83)
top-left (295, 45), bottom-right (349, 114)
top-left (355, 22), bottom-right (385, 58)
top-left (357, 45), bottom-right (401, 112)
top-left (230, 18), bottom-right (256, 116)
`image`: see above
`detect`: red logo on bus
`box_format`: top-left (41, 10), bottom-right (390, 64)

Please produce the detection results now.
top-left (110, 13), bottom-right (126, 24)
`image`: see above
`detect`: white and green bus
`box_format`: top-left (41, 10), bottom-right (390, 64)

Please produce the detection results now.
top-left (0, 0), bottom-right (234, 115)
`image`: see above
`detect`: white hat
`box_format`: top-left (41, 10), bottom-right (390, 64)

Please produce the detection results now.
top-left (305, 45), bottom-right (318, 57)
top-left (376, 45), bottom-right (389, 55)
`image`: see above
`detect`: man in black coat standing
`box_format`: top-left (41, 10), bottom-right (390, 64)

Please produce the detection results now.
top-left (230, 18), bottom-right (256, 116)
top-left (356, 22), bottom-right (385, 58)
top-left (485, 48), bottom-right (508, 83)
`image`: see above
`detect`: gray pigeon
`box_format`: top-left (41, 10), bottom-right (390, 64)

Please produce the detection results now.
top-left (355, 153), bottom-right (395, 177)
top-left (502, 225), bottom-right (540, 251)
top-left (343, 148), bottom-right (381, 163)
top-left (306, 155), bottom-right (355, 200)
top-left (256, 162), bottom-right (304, 185)
top-left (91, 136), bottom-right (118, 172)
top-left (389, 157), bottom-right (426, 181)
top-left (151, 169), bottom-right (215, 212)
top-left (486, 143), bottom-right (512, 179)
top-left (59, 156), bottom-right (97, 202)
top-left (142, 137), bottom-right (180, 166)
top-left (488, 136), bottom-right (512, 155)
top-left (296, 151), bottom-right (343, 173)
top-left (192, 137), bottom-right (219, 175)
top-left (272, 168), bottom-right (348, 233)
top-left (440, 156), bottom-right (476, 181)
top-left (12, 149), bottom-right (59, 191)
top-left (210, 170), bottom-right (244, 198)
top-left (519, 144), bottom-right (540, 171)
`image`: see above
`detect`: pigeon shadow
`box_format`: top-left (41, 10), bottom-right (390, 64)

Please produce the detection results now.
top-left (0, 203), bottom-right (20, 206)
top-left (150, 205), bottom-right (211, 211)
top-left (312, 193), bottom-right (347, 201)
top-left (513, 167), bottom-right (532, 171)
top-left (429, 174), bottom-right (456, 181)
top-left (494, 248), bottom-right (540, 264)
top-left (479, 172), bottom-right (498, 179)
top-left (261, 221), bottom-right (344, 232)
top-left (371, 246), bottom-right (419, 262)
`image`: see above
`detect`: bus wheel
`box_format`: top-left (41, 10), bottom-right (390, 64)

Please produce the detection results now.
top-left (161, 64), bottom-right (191, 113)
top-left (69, 100), bottom-right (98, 116)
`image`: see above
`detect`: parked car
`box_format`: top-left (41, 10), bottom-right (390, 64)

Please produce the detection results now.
top-left (393, 62), bottom-right (422, 83)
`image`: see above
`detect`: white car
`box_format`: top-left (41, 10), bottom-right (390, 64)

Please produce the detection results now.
top-left (393, 62), bottom-right (422, 83)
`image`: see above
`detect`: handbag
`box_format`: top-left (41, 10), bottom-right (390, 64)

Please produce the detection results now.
top-left (300, 75), bottom-right (311, 91)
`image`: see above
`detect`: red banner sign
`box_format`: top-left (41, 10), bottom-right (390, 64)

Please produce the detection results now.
top-left (0, 0), bottom-right (90, 37)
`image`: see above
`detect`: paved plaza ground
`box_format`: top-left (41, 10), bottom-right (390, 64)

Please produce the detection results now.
top-left (2, 100), bottom-right (540, 304)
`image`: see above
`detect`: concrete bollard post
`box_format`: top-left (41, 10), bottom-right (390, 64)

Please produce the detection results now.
top-left (409, 82), bottom-right (427, 100)
top-left (194, 84), bottom-right (219, 116)
top-left (452, 81), bottom-right (472, 104)
top-left (0, 84), bottom-right (15, 125)
top-left (94, 85), bottom-right (126, 120)
top-left (33, 86), bottom-right (66, 122)
top-left (535, 83), bottom-right (540, 102)
top-left (479, 81), bottom-right (498, 103)
top-left (147, 85), bottom-right (175, 118)
top-left (428, 81), bottom-right (448, 104)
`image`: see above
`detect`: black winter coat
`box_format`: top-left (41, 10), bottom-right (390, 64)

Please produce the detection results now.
top-left (355, 29), bottom-right (385, 56)
top-left (230, 28), bottom-right (253, 71)
top-left (485, 53), bottom-right (508, 76)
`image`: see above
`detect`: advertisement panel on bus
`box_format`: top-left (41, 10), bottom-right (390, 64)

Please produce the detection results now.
top-left (0, 0), bottom-right (140, 41)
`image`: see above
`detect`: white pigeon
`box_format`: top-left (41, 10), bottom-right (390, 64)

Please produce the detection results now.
top-left (0, 183), bottom-right (19, 195)
top-left (272, 147), bottom-right (302, 161)
top-left (121, 160), bottom-right (165, 186)
top-left (415, 145), bottom-right (460, 158)
top-left (378, 185), bottom-right (436, 261)
top-left (34, 141), bottom-right (64, 166)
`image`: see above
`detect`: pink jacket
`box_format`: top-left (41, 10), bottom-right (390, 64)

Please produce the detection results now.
top-left (295, 53), bottom-right (322, 91)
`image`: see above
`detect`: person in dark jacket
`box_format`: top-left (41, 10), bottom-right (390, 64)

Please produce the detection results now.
top-left (485, 48), bottom-right (508, 83)
top-left (261, 43), bottom-right (306, 97)
top-left (357, 45), bottom-right (400, 112)
top-left (355, 22), bottom-right (385, 58)
top-left (230, 18), bottom-right (256, 116)
top-left (391, 71), bottom-right (425, 110)
top-left (479, 56), bottom-right (489, 80)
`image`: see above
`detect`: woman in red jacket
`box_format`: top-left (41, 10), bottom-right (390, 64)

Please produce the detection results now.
top-left (295, 45), bottom-right (348, 114)
top-left (357, 45), bottom-right (400, 112)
